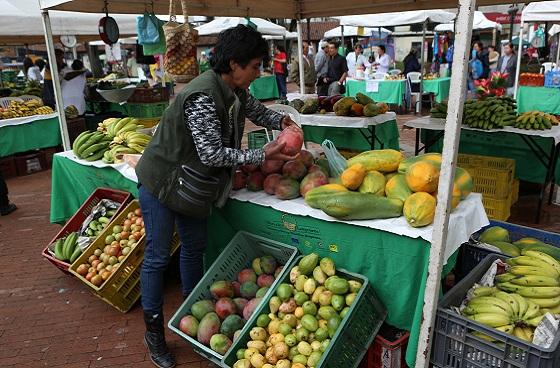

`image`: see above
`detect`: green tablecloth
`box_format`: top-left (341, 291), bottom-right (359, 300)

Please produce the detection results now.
top-left (345, 79), bottom-right (406, 106)
top-left (50, 154), bottom-right (138, 223)
top-left (423, 129), bottom-right (559, 184)
top-left (302, 119), bottom-right (400, 151)
top-left (423, 77), bottom-right (451, 103)
top-left (249, 75), bottom-right (280, 100)
top-left (517, 86), bottom-right (560, 114)
top-left (50, 152), bottom-right (460, 367)
top-left (0, 116), bottom-right (61, 157)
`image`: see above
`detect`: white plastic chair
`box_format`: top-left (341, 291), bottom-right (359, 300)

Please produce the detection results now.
top-left (388, 69), bottom-right (402, 76)
top-left (0, 97), bottom-right (23, 109)
top-left (541, 62), bottom-right (557, 73)
top-left (406, 72), bottom-right (433, 114)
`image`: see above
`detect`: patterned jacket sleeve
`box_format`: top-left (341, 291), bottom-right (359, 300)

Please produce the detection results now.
top-left (244, 93), bottom-right (283, 130)
top-left (184, 93), bottom-right (265, 167)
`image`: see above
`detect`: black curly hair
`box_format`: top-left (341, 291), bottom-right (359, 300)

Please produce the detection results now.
top-left (211, 25), bottom-right (268, 74)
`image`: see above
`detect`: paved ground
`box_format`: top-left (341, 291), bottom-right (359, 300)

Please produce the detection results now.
top-left (2, 83), bottom-right (560, 367)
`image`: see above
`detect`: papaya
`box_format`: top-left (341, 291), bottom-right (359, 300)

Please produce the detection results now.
top-left (513, 237), bottom-right (545, 248)
top-left (451, 184), bottom-right (462, 210)
top-left (341, 164), bottom-right (366, 190)
top-left (398, 153), bottom-right (442, 174)
top-left (358, 171), bottom-right (385, 196)
top-left (333, 97), bottom-right (356, 116)
top-left (363, 103), bottom-right (380, 117)
top-left (486, 241), bottom-right (521, 257)
top-left (403, 192), bottom-right (436, 227)
top-left (479, 226), bottom-right (510, 244)
top-left (304, 184), bottom-right (348, 209)
top-left (355, 92), bottom-right (374, 105)
top-left (317, 191), bottom-right (403, 220)
top-left (376, 102), bottom-right (389, 114)
top-left (347, 149), bottom-right (404, 173)
top-left (350, 103), bottom-right (364, 116)
top-left (405, 161), bottom-right (440, 193)
top-left (385, 174), bottom-right (413, 202)
top-left (454, 167), bottom-right (473, 200)
top-left (384, 171), bottom-right (398, 181)
top-left (300, 99), bottom-right (319, 114)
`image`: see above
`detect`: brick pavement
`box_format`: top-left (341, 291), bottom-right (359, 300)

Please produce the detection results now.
top-left (2, 83), bottom-right (560, 367)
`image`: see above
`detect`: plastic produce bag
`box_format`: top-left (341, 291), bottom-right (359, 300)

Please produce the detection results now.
top-left (321, 139), bottom-right (347, 177)
top-left (79, 199), bottom-right (120, 237)
top-left (142, 15), bottom-right (167, 56)
top-left (137, 12), bottom-right (162, 45)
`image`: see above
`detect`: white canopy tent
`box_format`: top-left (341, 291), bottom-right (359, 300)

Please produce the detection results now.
top-left (514, 1), bottom-right (560, 97)
top-left (550, 24), bottom-right (560, 37)
top-left (263, 32), bottom-right (298, 40)
top-left (38, 2), bottom-right (517, 367)
top-left (195, 17), bottom-right (287, 36)
top-left (434, 11), bottom-right (503, 32)
top-left (324, 25), bottom-right (392, 39)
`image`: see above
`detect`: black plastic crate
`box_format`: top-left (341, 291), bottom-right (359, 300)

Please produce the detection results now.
top-left (432, 254), bottom-right (560, 368)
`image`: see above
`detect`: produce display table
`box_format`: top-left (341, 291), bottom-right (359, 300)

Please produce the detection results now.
top-left (517, 86), bottom-right (560, 114)
top-left (300, 112), bottom-right (400, 151)
top-left (422, 77), bottom-right (451, 103)
top-left (50, 151), bottom-right (489, 368)
top-left (405, 116), bottom-right (560, 222)
top-left (345, 78), bottom-right (406, 106)
top-left (249, 74), bottom-right (279, 100)
top-left (0, 113), bottom-right (61, 157)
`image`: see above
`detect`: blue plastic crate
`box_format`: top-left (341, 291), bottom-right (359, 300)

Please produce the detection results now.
top-left (456, 220), bottom-right (560, 281)
top-left (545, 71), bottom-right (560, 88)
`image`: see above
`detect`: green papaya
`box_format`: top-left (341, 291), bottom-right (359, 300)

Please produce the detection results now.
top-left (355, 92), bottom-right (374, 106)
top-left (318, 191), bottom-right (403, 220)
top-left (479, 226), bottom-right (510, 244)
top-left (486, 241), bottom-right (520, 257)
top-left (358, 171), bottom-right (386, 196)
top-left (363, 103), bottom-right (380, 117)
top-left (333, 97), bottom-right (356, 116)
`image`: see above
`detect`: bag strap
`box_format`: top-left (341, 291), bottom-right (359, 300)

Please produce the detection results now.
top-left (168, 0), bottom-right (176, 22)
top-left (180, 0), bottom-right (189, 20)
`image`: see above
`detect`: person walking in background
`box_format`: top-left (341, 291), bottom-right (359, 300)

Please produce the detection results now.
top-left (473, 41), bottom-right (490, 79)
top-left (314, 41), bottom-right (329, 82)
top-left (488, 45), bottom-right (499, 72)
top-left (403, 48), bottom-right (421, 75)
top-left (24, 57), bottom-right (42, 82)
top-left (198, 51), bottom-right (211, 74)
top-left (290, 41), bottom-right (317, 94)
top-left (127, 51), bottom-right (139, 77)
top-left (273, 45), bottom-right (288, 99)
top-left (497, 42), bottom-right (518, 96)
top-left (0, 171), bottom-right (16, 216)
top-left (345, 44), bottom-right (368, 78)
top-left (318, 41), bottom-right (348, 96)
top-left (35, 59), bottom-right (46, 78)
top-left (373, 45), bottom-right (391, 74)
top-left (61, 60), bottom-right (87, 116)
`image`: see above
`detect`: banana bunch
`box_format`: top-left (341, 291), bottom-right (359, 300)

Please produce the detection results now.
top-left (462, 286), bottom-right (542, 342)
top-left (496, 250), bottom-right (560, 313)
top-left (463, 96), bottom-right (517, 130)
top-left (102, 131), bottom-right (151, 164)
top-left (72, 131), bottom-right (112, 161)
top-left (514, 110), bottom-right (559, 130)
top-left (100, 117), bottom-right (144, 138)
top-left (430, 103), bottom-right (448, 119)
top-left (35, 106), bottom-right (54, 115)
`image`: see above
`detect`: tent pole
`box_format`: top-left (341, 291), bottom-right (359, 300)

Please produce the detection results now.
top-left (41, 9), bottom-right (71, 151)
top-left (513, 20), bottom-right (524, 99)
top-left (72, 46), bottom-right (78, 60)
top-left (296, 21), bottom-right (305, 94)
top-left (341, 25), bottom-right (345, 54)
top-left (418, 20), bottom-right (427, 114)
top-left (415, 1), bottom-right (476, 367)
top-left (556, 34), bottom-right (560, 68)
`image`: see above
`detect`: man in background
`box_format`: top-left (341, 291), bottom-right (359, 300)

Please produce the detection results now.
top-left (127, 50), bottom-right (139, 77)
top-left (318, 41), bottom-right (348, 96)
top-left (290, 41), bottom-right (317, 94)
top-left (346, 44), bottom-right (368, 78)
top-left (314, 41), bottom-right (329, 84)
top-left (497, 42), bottom-right (517, 95)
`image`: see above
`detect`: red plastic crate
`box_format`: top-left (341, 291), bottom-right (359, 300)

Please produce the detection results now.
top-left (361, 328), bottom-right (410, 368)
top-left (41, 187), bottom-right (133, 274)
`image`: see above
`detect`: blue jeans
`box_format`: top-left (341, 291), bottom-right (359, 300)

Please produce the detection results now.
top-left (139, 185), bottom-right (207, 313)
top-left (276, 73), bottom-right (287, 98)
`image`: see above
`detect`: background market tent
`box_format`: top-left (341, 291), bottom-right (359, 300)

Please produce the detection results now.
top-left (37, 2), bottom-right (524, 368)
top-left (263, 32), bottom-right (298, 40)
top-left (195, 17), bottom-right (287, 36)
top-left (434, 11), bottom-right (503, 32)
top-left (514, 0), bottom-right (560, 96)
top-left (323, 26), bottom-right (392, 39)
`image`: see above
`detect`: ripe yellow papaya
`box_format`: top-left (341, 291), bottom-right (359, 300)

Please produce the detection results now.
top-left (385, 174), bottom-right (413, 202)
top-left (358, 171), bottom-right (386, 196)
top-left (403, 192), bottom-right (437, 227)
top-left (347, 149), bottom-right (404, 173)
top-left (405, 161), bottom-right (440, 193)
top-left (454, 167), bottom-right (473, 199)
top-left (341, 164), bottom-right (366, 190)
top-left (398, 153), bottom-right (442, 174)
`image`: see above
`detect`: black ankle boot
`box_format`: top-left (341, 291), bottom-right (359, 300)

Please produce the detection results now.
top-left (144, 311), bottom-right (176, 368)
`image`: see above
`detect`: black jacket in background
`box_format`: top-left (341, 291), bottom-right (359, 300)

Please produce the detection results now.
top-left (403, 54), bottom-right (421, 75)
top-left (477, 50), bottom-right (490, 79)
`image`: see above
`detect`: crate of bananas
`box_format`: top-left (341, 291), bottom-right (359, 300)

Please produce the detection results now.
top-left (72, 117), bottom-right (151, 163)
top-left (463, 96), bottom-right (517, 130)
top-left (433, 253), bottom-right (560, 368)
top-left (514, 111), bottom-right (560, 130)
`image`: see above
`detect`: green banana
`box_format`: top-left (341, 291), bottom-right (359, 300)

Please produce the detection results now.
top-left (53, 238), bottom-right (64, 260)
top-left (84, 149), bottom-right (108, 162)
top-left (62, 232), bottom-right (78, 261)
top-left (69, 245), bottom-right (82, 263)
top-left (81, 142), bottom-right (109, 158)
top-left (526, 296), bottom-right (560, 308)
top-left (467, 313), bottom-right (512, 327)
top-left (72, 131), bottom-right (94, 154)
top-left (523, 300), bottom-right (541, 319)
top-left (510, 275), bottom-right (560, 287)
top-left (494, 291), bottom-right (519, 317)
top-left (77, 132), bottom-right (105, 157)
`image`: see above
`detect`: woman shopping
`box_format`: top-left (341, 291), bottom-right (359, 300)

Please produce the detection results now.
top-left (135, 25), bottom-right (299, 368)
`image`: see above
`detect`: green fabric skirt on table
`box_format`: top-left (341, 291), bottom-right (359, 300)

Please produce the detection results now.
top-left (249, 75), bottom-right (280, 100)
top-left (0, 117), bottom-right (61, 157)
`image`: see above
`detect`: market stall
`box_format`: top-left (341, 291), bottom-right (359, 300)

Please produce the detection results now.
top-left (0, 113), bottom-right (60, 157)
top-left (49, 148), bottom-right (488, 367)
top-left (39, 1), bottom-right (512, 367)
top-left (300, 112), bottom-right (399, 151)
top-left (517, 86), bottom-right (560, 114)
top-left (405, 116), bottom-right (560, 223)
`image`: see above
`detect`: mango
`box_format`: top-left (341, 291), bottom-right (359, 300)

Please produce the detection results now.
top-left (210, 280), bottom-right (234, 299)
top-left (191, 299), bottom-right (214, 321)
top-left (299, 253), bottom-right (319, 275)
top-left (240, 281), bottom-right (259, 299)
top-left (221, 315), bottom-right (245, 339)
top-left (210, 334), bottom-right (232, 355)
top-left (197, 312), bottom-right (220, 345)
top-left (179, 315), bottom-right (198, 337)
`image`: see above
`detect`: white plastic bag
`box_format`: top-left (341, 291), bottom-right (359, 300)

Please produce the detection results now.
top-left (321, 140), bottom-right (347, 177)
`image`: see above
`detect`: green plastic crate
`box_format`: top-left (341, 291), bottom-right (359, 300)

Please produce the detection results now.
top-left (248, 129), bottom-right (273, 149)
top-left (167, 231), bottom-right (299, 366)
top-left (222, 255), bottom-right (387, 368)
top-left (124, 101), bottom-right (169, 118)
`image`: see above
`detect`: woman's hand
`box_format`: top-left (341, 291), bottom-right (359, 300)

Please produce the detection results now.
top-left (264, 141), bottom-right (296, 162)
